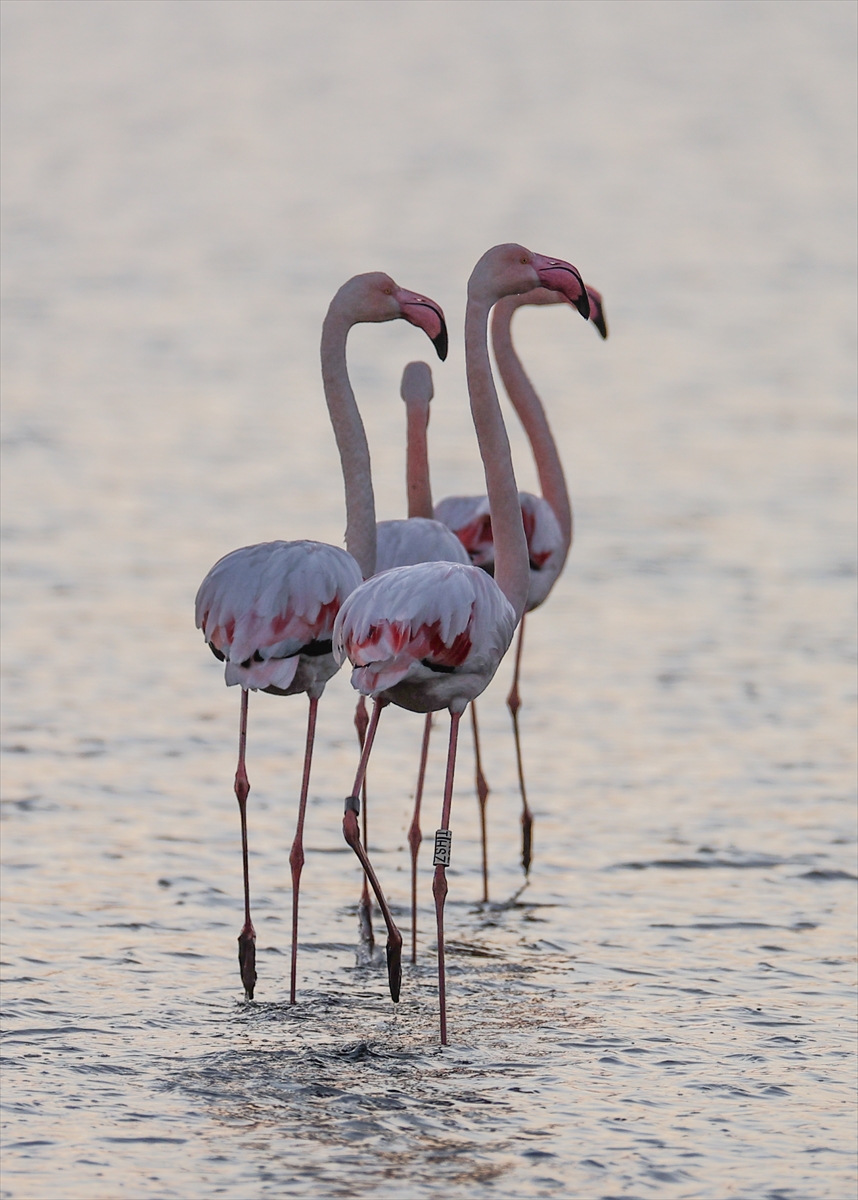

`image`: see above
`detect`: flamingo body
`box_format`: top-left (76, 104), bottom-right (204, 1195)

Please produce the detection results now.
top-left (196, 540), bottom-right (362, 697)
top-left (376, 517), bottom-right (470, 573)
top-left (434, 491), bottom-right (564, 611)
top-left (334, 560), bottom-right (516, 713)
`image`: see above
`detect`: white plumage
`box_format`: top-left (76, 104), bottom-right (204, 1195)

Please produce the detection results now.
top-left (195, 540), bottom-right (362, 696)
top-left (375, 516), bottom-right (470, 573)
top-left (333, 560), bottom-right (517, 713)
top-left (434, 490), bottom-right (564, 611)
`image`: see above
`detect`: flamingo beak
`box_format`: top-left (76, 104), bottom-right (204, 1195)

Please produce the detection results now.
top-left (585, 286), bottom-right (608, 339)
top-left (396, 289), bottom-right (449, 361)
top-left (532, 255), bottom-right (590, 320)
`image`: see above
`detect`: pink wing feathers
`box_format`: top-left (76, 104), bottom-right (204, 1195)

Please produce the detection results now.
top-left (195, 540), bottom-right (362, 691)
top-left (434, 492), bottom-right (564, 610)
top-left (333, 560), bottom-right (517, 697)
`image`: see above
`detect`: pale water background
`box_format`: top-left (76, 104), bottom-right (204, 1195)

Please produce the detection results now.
top-left (1, 3), bottom-right (856, 1197)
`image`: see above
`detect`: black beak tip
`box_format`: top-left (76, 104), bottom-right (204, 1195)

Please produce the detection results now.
top-left (432, 324), bottom-right (448, 362)
top-left (594, 312), bottom-right (608, 339)
top-left (576, 292), bottom-right (591, 321)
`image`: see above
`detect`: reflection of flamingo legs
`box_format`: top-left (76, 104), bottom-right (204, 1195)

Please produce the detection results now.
top-left (407, 713), bottom-right (433, 962)
top-left (234, 688), bottom-right (256, 999)
top-left (433, 711), bottom-right (462, 1045)
top-left (342, 699), bottom-right (402, 1001)
top-left (470, 702), bottom-right (491, 903)
top-left (505, 614), bottom-right (533, 873)
top-left (288, 697), bottom-right (319, 1004)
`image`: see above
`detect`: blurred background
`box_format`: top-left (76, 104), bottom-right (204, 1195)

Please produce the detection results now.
top-left (2, 3), bottom-right (856, 1198)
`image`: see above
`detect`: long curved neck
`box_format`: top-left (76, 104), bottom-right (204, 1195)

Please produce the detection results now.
top-left (320, 307), bottom-right (377, 578)
top-left (465, 296), bottom-right (529, 621)
top-left (405, 401), bottom-right (433, 519)
top-left (492, 298), bottom-right (573, 556)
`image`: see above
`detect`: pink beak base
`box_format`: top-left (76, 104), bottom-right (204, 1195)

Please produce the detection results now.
top-left (397, 289), bottom-right (449, 361)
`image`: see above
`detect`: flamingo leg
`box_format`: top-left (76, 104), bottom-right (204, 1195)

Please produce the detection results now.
top-left (343, 699), bottom-right (402, 1002)
top-left (234, 688), bottom-right (257, 999)
top-left (432, 709), bottom-right (462, 1046)
top-left (470, 701), bottom-right (491, 903)
top-left (288, 695), bottom-right (319, 1006)
top-left (507, 614), bottom-right (533, 874)
top-left (353, 696), bottom-right (374, 950)
top-left (408, 713), bottom-right (433, 964)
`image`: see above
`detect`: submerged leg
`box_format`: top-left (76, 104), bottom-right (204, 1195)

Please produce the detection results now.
top-left (354, 696), bottom-right (374, 950)
top-left (288, 695), bottom-right (319, 1005)
top-left (342, 699), bottom-right (402, 1001)
top-left (470, 701), bottom-right (491, 904)
top-left (432, 709), bottom-right (462, 1046)
top-left (235, 688), bottom-right (257, 999)
top-left (507, 615), bottom-right (533, 874)
top-left (408, 713), bottom-right (433, 964)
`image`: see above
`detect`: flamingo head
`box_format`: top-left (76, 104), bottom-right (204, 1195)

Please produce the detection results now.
top-left (334, 273), bottom-right (448, 360)
top-left (400, 360), bottom-right (434, 411)
top-left (469, 245), bottom-right (589, 320)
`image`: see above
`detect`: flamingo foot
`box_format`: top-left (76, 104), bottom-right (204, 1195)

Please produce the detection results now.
top-left (238, 922), bottom-right (257, 999)
top-left (386, 926), bottom-right (403, 1003)
top-left (521, 809), bottom-right (533, 876)
top-left (343, 800), bottom-right (402, 1003)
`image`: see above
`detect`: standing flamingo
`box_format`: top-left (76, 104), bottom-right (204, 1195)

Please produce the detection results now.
top-left (332, 245), bottom-right (590, 1042)
top-left (435, 284), bottom-right (608, 891)
top-left (195, 272), bottom-right (447, 1003)
top-left (350, 367), bottom-right (467, 948)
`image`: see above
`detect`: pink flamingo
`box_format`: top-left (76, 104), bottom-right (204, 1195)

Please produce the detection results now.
top-left (374, 362), bottom-right (469, 964)
top-left (339, 361), bottom-right (469, 955)
top-left (332, 245), bottom-right (590, 1042)
top-left (435, 284), bottom-right (608, 893)
top-left (195, 272), bottom-right (447, 1003)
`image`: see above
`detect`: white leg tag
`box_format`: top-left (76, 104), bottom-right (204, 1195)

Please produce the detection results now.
top-left (433, 829), bottom-right (452, 867)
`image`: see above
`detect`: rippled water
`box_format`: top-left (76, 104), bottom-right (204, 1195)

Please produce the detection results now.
top-left (2, 3), bottom-right (856, 1197)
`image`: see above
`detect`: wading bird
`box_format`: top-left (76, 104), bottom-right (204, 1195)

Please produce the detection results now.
top-left (195, 273), bottom-right (447, 1003)
top-left (435, 284), bottom-right (607, 893)
top-left (332, 245), bottom-right (590, 1042)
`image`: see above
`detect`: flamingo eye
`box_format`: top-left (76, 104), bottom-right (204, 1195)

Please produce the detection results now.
top-left (384, 288), bottom-right (393, 295)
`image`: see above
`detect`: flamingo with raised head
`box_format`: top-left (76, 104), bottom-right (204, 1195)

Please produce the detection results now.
top-left (195, 273), bottom-right (447, 1004)
top-left (351, 367), bottom-right (467, 949)
top-left (375, 362), bottom-right (469, 964)
top-left (331, 245), bottom-right (590, 1042)
top-left (435, 284), bottom-right (608, 892)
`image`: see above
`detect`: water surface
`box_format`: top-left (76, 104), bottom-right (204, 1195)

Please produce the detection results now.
top-left (2, 2), bottom-right (856, 1197)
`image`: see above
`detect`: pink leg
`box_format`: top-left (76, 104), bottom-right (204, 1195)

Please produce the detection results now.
top-left (432, 709), bottom-right (461, 1046)
top-left (342, 699), bottom-right (402, 1001)
top-left (288, 695), bottom-right (319, 1005)
top-left (507, 615), bottom-right (533, 874)
top-left (354, 697), bottom-right (374, 950)
top-left (408, 713), bottom-right (433, 964)
top-left (470, 701), bottom-right (491, 903)
top-left (235, 688), bottom-right (257, 999)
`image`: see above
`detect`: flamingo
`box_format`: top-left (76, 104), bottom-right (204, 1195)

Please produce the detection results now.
top-left (435, 284), bottom-right (608, 892)
top-left (331, 245), bottom-right (590, 1042)
top-left (350, 368), bottom-right (468, 947)
top-left (195, 272), bottom-right (447, 1003)
top-left (375, 362), bottom-right (469, 965)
